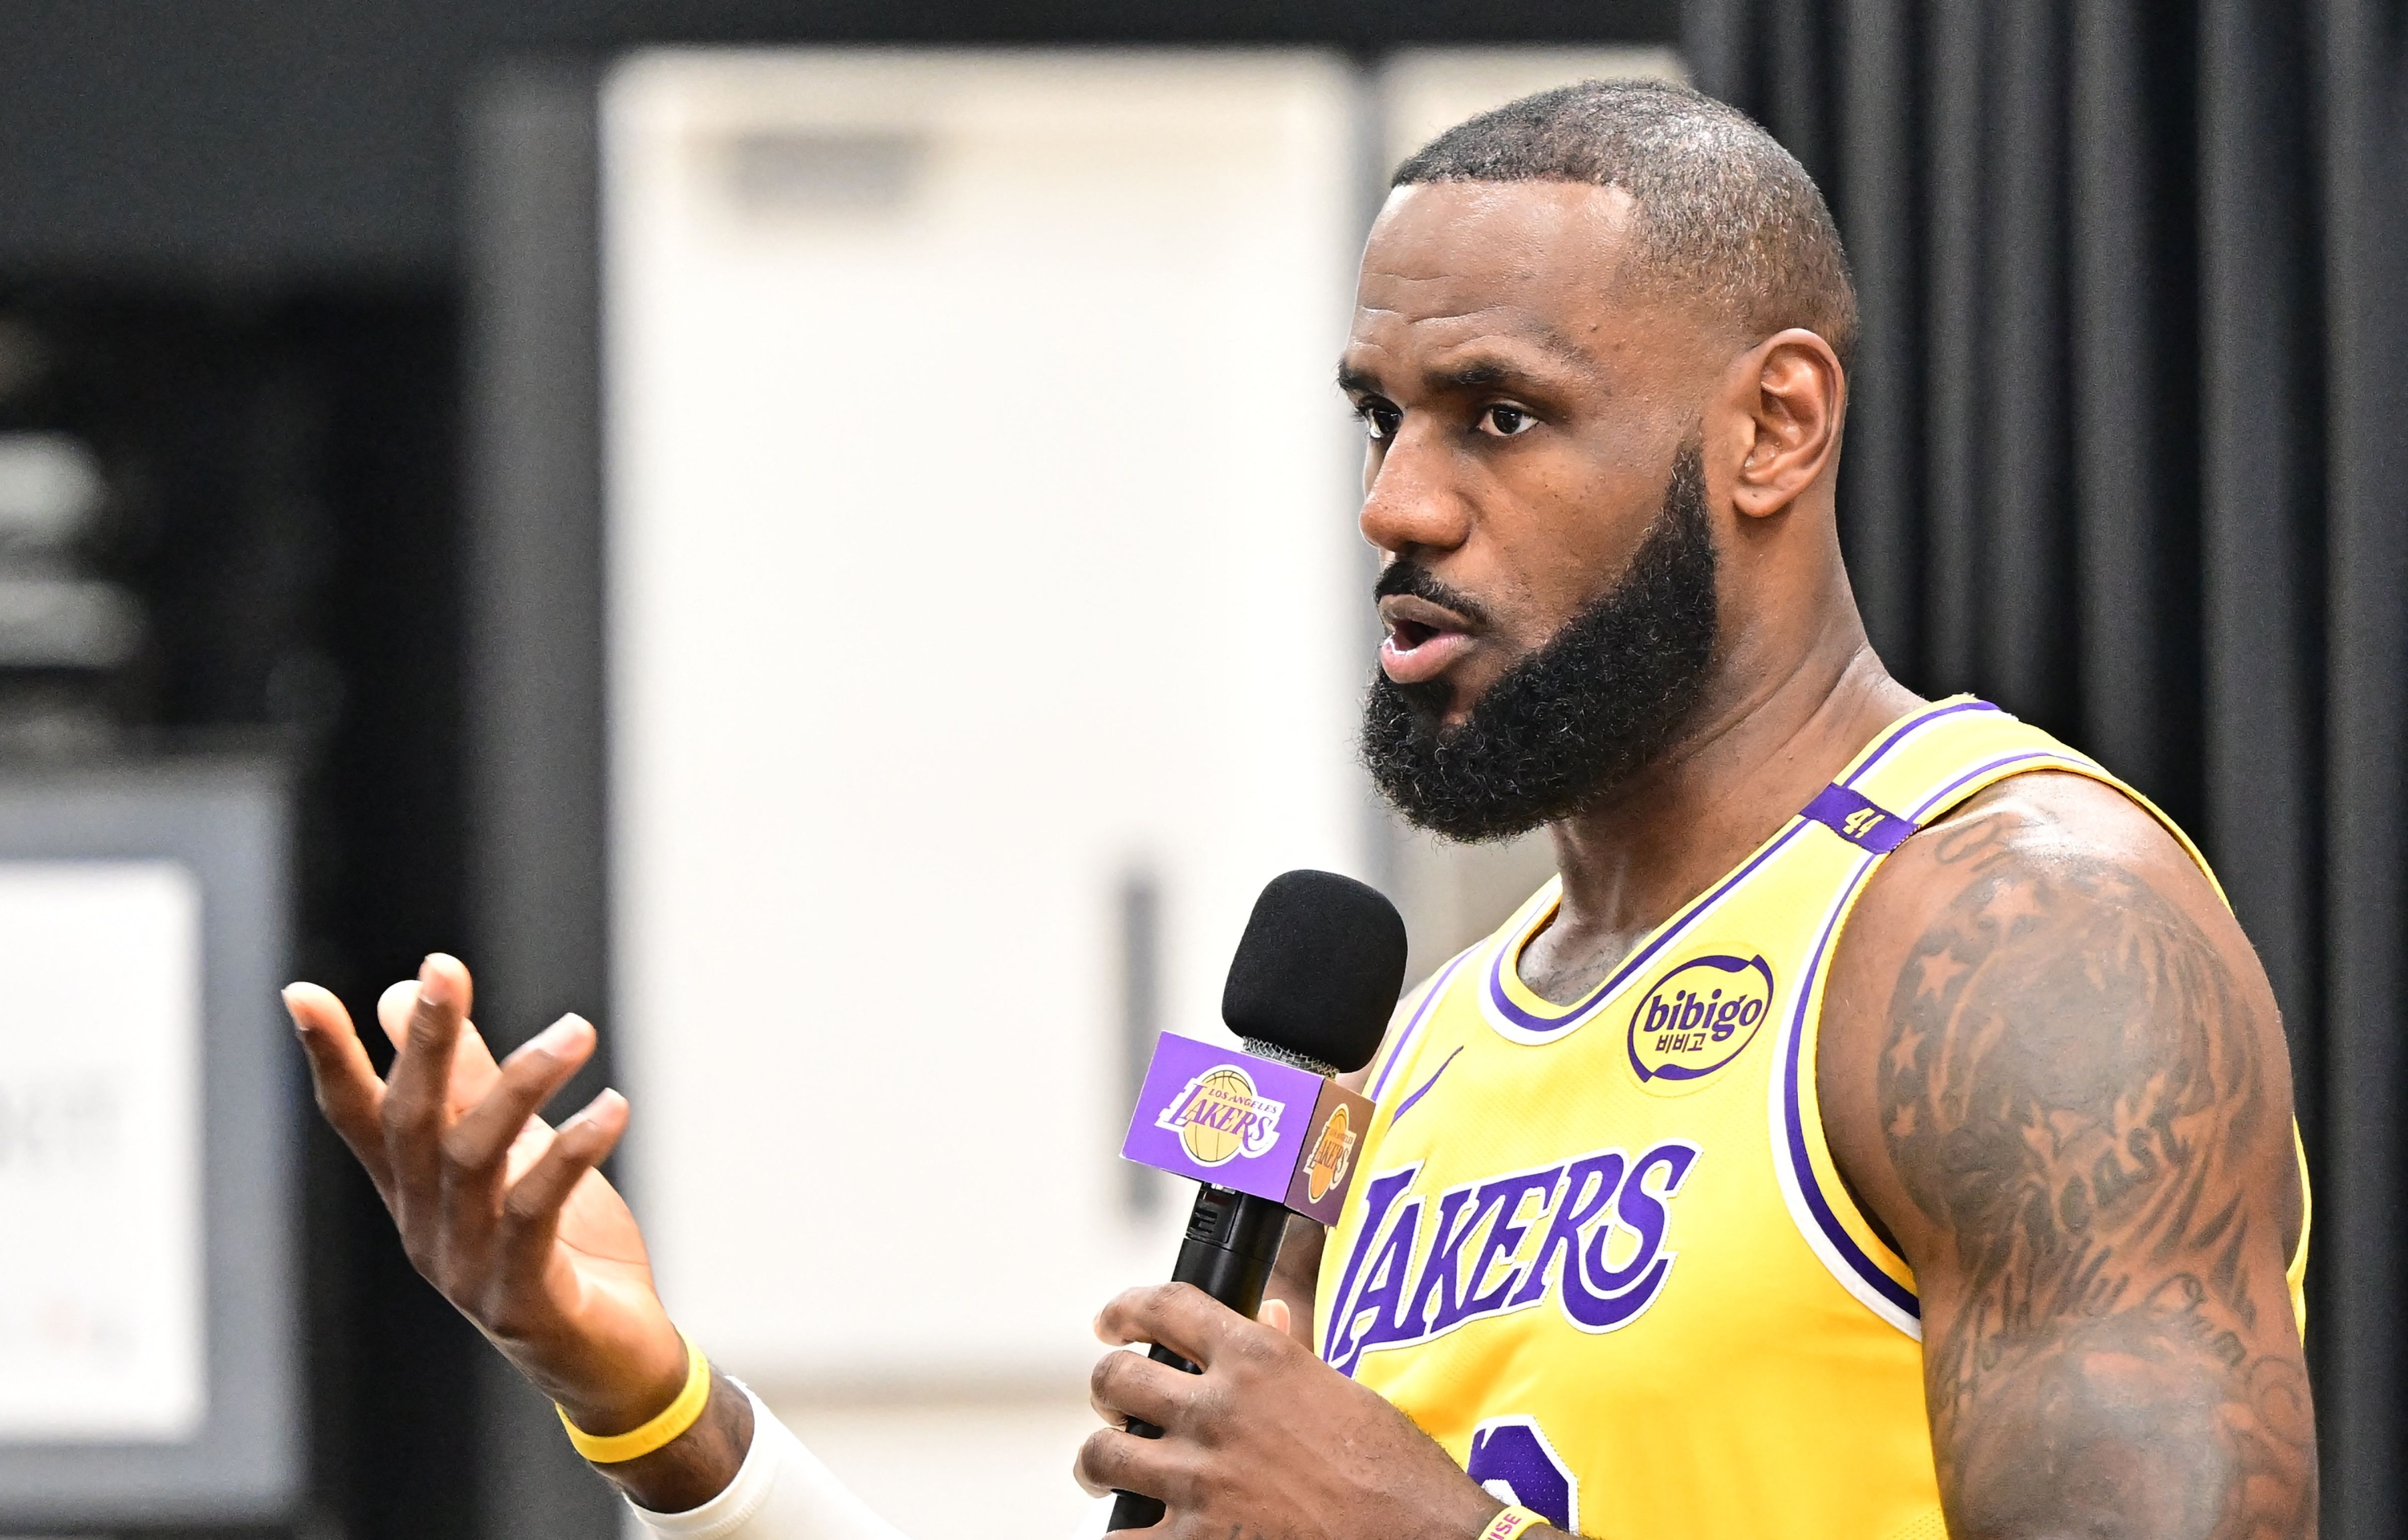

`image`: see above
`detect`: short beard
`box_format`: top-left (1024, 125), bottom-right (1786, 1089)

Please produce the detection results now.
top-left (1360, 437), bottom-right (1719, 843)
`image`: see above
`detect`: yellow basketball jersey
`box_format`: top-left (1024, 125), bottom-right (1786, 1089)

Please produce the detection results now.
top-left (1315, 697), bottom-right (2311, 1540)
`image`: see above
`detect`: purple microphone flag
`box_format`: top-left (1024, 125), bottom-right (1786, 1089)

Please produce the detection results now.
top-left (1121, 1033), bottom-right (1373, 1226)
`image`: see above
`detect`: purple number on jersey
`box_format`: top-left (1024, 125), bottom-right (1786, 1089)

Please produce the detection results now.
top-left (1466, 1415), bottom-right (1577, 1532)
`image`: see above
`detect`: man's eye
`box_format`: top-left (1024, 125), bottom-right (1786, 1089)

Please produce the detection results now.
top-left (1359, 403), bottom-right (1402, 441)
top-left (1481, 404), bottom-right (1536, 437)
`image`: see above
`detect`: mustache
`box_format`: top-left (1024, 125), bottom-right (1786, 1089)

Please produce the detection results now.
top-left (1373, 559), bottom-right (1493, 630)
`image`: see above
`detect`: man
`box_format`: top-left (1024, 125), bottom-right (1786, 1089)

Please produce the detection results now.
top-left (287, 79), bottom-right (2315, 1538)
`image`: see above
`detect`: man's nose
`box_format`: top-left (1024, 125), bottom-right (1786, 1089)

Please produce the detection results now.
top-left (1358, 429), bottom-right (1471, 556)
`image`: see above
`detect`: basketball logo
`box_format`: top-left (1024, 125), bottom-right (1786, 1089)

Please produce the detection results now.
top-left (1304, 1102), bottom-right (1357, 1202)
top-left (1154, 1063), bottom-right (1286, 1167)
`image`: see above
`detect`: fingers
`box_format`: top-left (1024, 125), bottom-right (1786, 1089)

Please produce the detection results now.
top-left (383, 954), bottom-right (473, 1224)
top-left (285, 982), bottom-right (396, 1201)
top-left (496, 1089), bottom-right (629, 1282)
top-left (376, 979), bottom-right (419, 1049)
top-left (1256, 1298), bottom-right (1291, 1337)
top-left (499, 1114), bottom-right (559, 1187)
top-left (380, 977), bottom-right (503, 1114)
top-left (1095, 1283), bottom-right (1244, 1369)
top-left (1074, 1424), bottom-right (1187, 1508)
top-left (442, 1014), bottom-right (596, 1178)
top-left (1088, 1347), bottom-right (1203, 1431)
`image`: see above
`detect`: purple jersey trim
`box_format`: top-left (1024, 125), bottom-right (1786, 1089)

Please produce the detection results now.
top-left (1480, 697), bottom-right (1994, 1038)
top-left (1780, 876), bottom-right (1922, 1320)
top-left (1839, 697), bottom-right (2000, 789)
top-left (1801, 782), bottom-right (1914, 854)
top-left (1368, 946), bottom-right (1479, 1103)
top-left (1776, 737), bottom-right (2083, 1323)
top-left (1481, 823), bottom-right (1811, 1036)
top-left (1388, 1046), bottom-right (1465, 1132)
top-left (1907, 750), bottom-right (2081, 822)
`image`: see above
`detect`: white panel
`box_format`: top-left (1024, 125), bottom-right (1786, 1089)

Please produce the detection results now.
top-left (0, 861), bottom-right (203, 1440)
top-left (604, 49), bottom-right (1365, 1388)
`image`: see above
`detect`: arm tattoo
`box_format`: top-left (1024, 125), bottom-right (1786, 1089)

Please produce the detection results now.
top-left (1881, 824), bottom-right (2314, 1538)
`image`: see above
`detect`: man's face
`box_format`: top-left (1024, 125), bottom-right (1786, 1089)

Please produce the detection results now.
top-left (1342, 181), bottom-right (1726, 838)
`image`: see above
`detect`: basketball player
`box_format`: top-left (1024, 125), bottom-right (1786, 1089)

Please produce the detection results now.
top-left (287, 81), bottom-right (2316, 1538)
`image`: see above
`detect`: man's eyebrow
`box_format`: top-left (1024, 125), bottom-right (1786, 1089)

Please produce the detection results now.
top-left (1434, 360), bottom-right (1515, 391)
top-left (1429, 346), bottom-right (1595, 394)
top-left (1337, 327), bottom-right (1600, 398)
top-left (1336, 363), bottom-right (1381, 396)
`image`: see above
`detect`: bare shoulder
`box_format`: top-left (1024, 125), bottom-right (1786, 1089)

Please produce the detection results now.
top-left (1861, 765), bottom-right (2240, 928)
top-left (1820, 769), bottom-right (2300, 1263)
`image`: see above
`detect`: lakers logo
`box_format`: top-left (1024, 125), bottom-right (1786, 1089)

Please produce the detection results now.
top-left (1323, 1140), bottom-right (1703, 1374)
top-left (1304, 1103), bottom-right (1357, 1203)
top-left (1155, 1065), bottom-right (1286, 1167)
top-left (1626, 953), bottom-right (1775, 1095)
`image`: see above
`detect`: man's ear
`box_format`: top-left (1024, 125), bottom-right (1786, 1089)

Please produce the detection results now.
top-left (1723, 329), bottom-right (1845, 519)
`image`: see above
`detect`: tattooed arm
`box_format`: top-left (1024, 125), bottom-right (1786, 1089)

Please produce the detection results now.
top-left (1819, 772), bottom-right (2315, 1540)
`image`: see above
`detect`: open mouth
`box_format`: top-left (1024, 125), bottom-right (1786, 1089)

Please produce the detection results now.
top-left (1377, 595), bottom-right (1476, 685)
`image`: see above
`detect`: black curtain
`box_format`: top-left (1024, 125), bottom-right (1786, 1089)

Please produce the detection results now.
top-left (1680, 0), bottom-right (2408, 1526)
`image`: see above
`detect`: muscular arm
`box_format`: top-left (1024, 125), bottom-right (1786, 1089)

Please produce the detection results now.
top-left (1820, 774), bottom-right (2315, 1540)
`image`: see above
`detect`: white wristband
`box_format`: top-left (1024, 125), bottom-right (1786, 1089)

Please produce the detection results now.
top-left (628, 1384), bottom-right (909, 1540)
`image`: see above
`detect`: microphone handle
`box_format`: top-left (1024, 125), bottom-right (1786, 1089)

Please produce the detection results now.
top-left (1108, 1183), bottom-right (1291, 1531)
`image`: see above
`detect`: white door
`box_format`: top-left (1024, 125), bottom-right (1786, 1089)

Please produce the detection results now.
top-left (602, 47), bottom-right (1367, 1394)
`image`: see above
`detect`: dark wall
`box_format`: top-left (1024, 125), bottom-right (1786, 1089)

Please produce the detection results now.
top-left (0, 283), bottom-right (474, 1539)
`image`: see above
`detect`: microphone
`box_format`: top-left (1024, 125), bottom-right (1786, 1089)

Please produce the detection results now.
top-left (1108, 869), bottom-right (1408, 1531)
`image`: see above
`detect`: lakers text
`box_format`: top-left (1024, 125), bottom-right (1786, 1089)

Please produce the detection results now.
top-left (1322, 1141), bottom-right (1702, 1375)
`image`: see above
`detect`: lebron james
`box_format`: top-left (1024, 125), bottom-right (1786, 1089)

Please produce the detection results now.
top-left (287, 80), bottom-right (2317, 1538)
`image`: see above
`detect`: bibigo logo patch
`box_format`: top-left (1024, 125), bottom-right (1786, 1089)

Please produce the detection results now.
top-left (1625, 953), bottom-right (1775, 1094)
top-left (1154, 1065), bottom-right (1286, 1166)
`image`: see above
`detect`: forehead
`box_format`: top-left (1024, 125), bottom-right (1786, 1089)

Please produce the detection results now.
top-left (1348, 181), bottom-right (1651, 375)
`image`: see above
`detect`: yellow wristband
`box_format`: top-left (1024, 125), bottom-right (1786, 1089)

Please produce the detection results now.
top-left (1478, 1506), bottom-right (1548, 1540)
top-left (557, 1338), bottom-right (712, 1465)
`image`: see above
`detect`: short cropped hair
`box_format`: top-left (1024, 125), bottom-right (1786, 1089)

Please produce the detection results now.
top-left (1394, 79), bottom-right (1858, 367)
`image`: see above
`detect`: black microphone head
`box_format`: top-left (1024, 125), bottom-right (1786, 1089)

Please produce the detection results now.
top-left (1220, 870), bottom-right (1408, 1075)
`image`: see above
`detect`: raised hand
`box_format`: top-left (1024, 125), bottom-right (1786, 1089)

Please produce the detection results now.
top-left (285, 953), bottom-right (687, 1437)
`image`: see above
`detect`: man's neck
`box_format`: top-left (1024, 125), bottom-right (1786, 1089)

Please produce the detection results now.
top-left (1518, 627), bottom-right (1922, 1006)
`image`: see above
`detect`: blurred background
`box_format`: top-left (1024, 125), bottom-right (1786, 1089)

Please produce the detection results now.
top-left (0, 2), bottom-right (2398, 1538)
